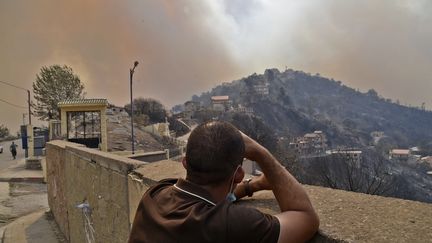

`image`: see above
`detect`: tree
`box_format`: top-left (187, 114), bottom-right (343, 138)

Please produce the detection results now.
top-left (275, 140), bottom-right (302, 178)
top-left (124, 98), bottom-right (167, 124)
top-left (312, 151), bottom-right (396, 196)
top-left (278, 87), bottom-right (291, 105)
top-left (32, 65), bottom-right (85, 120)
top-left (0, 124), bottom-right (10, 138)
top-left (229, 113), bottom-right (278, 153)
top-left (366, 89), bottom-right (378, 98)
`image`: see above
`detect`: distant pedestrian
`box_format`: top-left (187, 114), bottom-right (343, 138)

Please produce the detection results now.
top-left (10, 142), bottom-right (17, 160)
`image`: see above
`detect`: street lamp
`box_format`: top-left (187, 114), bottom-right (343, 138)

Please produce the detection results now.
top-left (130, 61), bottom-right (139, 154)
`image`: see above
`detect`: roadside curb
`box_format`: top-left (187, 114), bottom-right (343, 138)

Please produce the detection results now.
top-left (0, 225), bottom-right (6, 243)
top-left (0, 177), bottom-right (45, 183)
top-left (0, 209), bottom-right (62, 243)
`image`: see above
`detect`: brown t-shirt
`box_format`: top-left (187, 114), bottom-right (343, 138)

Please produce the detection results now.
top-left (129, 178), bottom-right (280, 243)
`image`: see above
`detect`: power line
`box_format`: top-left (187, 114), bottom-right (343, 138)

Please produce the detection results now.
top-left (0, 80), bottom-right (28, 91)
top-left (0, 80), bottom-right (32, 124)
top-left (0, 98), bottom-right (27, 109)
top-left (0, 80), bottom-right (29, 109)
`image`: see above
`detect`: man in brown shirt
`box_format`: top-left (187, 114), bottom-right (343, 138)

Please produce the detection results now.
top-left (129, 121), bottom-right (319, 243)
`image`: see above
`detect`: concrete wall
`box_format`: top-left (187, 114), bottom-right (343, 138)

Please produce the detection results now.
top-left (46, 140), bottom-right (141, 243)
top-left (46, 140), bottom-right (71, 241)
top-left (143, 122), bottom-right (170, 138)
top-left (46, 141), bottom-right (432, 243)
top-left (127, 151), bottom-right (167, 163)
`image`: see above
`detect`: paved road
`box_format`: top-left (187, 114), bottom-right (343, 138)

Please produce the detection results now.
top-left (0, 139), bottom-right (24, 170)
top-left (177, 124), bottom-right (197, 143)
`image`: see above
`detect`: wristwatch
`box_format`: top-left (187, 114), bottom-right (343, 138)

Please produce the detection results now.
top-left (243, 178), bottom-right (253, 197)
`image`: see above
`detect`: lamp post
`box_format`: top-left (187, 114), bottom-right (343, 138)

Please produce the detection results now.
top-left (130, 61), bottom-right (139, 154)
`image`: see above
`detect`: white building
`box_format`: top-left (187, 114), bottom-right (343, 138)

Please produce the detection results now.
top-left (184, 101), bottom-right (200, 119)
top-left (421, 156), bottom-right (432, 167)
top-left (389, 149), bottom-right (410, 159)
top-left (211, 96), bottom-right (231, 111)
top-left (290, 131), bottom-right (327, 155)
top-left (253, 82), bottom-right (269, 96)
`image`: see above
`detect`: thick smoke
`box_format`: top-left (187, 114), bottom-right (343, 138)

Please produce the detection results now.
top-left (218, 0), bottom-right (432, 107)
top-left (1, 0), bottom-right (431, 132)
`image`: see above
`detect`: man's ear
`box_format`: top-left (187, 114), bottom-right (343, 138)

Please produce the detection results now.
top-left (234, 166), bottom-right (245, 184)
top-left (181, 157), bottom-right (187, 169)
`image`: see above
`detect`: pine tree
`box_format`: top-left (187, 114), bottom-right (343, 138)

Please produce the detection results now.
top-left (32, 65), bottom-right (85, 120)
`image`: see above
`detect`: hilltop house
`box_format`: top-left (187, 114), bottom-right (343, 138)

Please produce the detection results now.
top-left (290, 131), bottom-right (327, 156)
top-left (211, 96), bottom-right (231, 111)
top-left (184, 101), bottom-right (200, 119)
top-left (234, 104), bottom-right (253, 114)
top-left (253, 81), bottom-right (269, 96)
top-left (421, 156), bottom-right (432, 168)
top-left (389, 149), bottom-right (411, 160)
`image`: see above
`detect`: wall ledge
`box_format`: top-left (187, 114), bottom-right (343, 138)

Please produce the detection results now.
top-left (46, 142), bottom-right (432, 243)
top-left (48, 140), bottom-right (144, 174)
top-left (132, 160), bottom-right (432, 242)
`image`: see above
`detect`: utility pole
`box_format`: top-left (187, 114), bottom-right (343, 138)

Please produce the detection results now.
top-left (130, 61), bottom-right (139, 154)
top-left (28, 90), bottom-right (31, 124)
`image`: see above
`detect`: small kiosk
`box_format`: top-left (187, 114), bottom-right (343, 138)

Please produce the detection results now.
top-left (58, 99), bottom-right (108, 151)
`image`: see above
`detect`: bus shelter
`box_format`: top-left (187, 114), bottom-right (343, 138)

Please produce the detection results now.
top-left (58, 99), bottom-right (108, 151)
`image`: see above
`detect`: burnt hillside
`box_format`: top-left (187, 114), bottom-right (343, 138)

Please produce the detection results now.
top-left (188, 68), bottom-right (432, 148)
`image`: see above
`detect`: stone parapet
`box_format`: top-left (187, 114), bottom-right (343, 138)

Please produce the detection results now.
top-left (46, 141), bottom-right (432, 243)
top-left (127, 150), bottom-right (168, 163)
top-left (46, 140), bottom-right (75, 241)
top-left (46, 140), bottom-right (142, 243)
top-left (25, 157), bottom-right (42, 170)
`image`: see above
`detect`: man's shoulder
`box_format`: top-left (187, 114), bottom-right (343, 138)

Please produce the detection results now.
top-left (157, 178), bottom-right (178, 185)
top-left (145, 178), bottom-right (177, 195)
top-left (226, 203), bottom-right (276, 222)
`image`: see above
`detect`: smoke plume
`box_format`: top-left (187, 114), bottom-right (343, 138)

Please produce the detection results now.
top-left (1, 0), bottom-right (431, 132)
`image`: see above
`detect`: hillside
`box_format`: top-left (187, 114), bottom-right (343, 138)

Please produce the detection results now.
top-left (106, 108), bottom-right (170, 152)
top-left (189, 68), bottom-right (432, 149)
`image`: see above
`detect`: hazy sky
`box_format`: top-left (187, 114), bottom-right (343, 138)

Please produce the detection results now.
top-left (1, 0), bottom-right (431, 132)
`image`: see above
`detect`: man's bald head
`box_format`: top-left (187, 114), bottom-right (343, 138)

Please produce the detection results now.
top-left (185, 121), bottom-right (245, 185)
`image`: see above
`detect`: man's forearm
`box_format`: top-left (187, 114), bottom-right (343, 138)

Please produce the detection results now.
top-left (241, 133), bottom-right (319, 242)
top-left (252, 147), bottom-right (314, 213)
